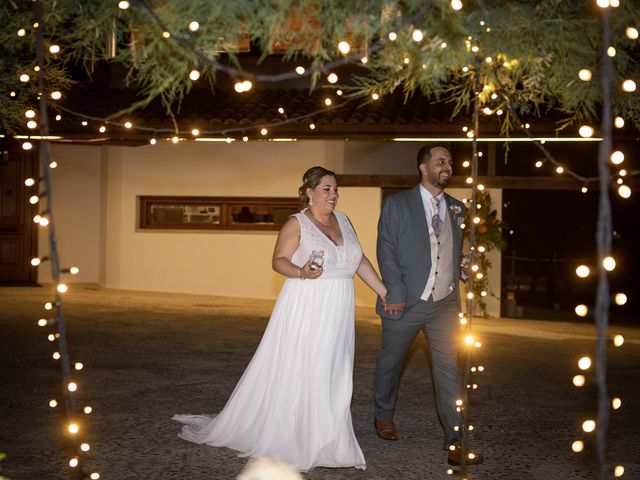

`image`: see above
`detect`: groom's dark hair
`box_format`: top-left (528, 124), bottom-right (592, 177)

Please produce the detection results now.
top-left (416, 142), bottom-right (453, 172)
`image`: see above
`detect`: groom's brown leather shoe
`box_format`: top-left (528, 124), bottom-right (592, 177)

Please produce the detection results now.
top-left (447, 442), bottom-right (484, 466)
top-left (374, 417), bottom-right (398, 441)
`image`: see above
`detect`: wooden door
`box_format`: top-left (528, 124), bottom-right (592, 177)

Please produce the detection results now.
top-left (0, 141), bottom-right (39, 284)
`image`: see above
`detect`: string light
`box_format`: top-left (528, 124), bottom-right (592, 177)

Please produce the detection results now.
top-left (295, 66), bottom-right (305, 75)
top-left (603, 256), bottom-right (616, 271)
top-left (412, 29), bottom-right (424, 42)
top-left (614, 466), bottom-right (625, 477)
top-left (618, 185), bottom-right (631, 198)
top-left (610, 151), bottom-right (624, 164)
top-left (576, 265), bottom-right (590, 278)
top-left (234, 80), bottom-right (252, 93)
top-left (578, 356), bottom-right (591, 370)
top-left (188, 21), bottom-right (200, 32)
top-left (614, 116), bottom-right (624, 128)
top-left (626, 27), bottom-right (639, 39)
top-left (451, 0), bottom-right (463, 10)
top-left (337, 41), bottom-right (350, 54)
top-left (612, 398), bottom-right (622, 410)
top-left (579, 125), bottom-right (594, 137)
top-left (613, 335), bottom-right (624, 347)
top-left (614, 293), bottom-right (627, 305)
top-left (118, 1), bottom-right (130, 9)
top-left (327, 73), bottom-right (338, 84)
top-left (575, 304), bottom-right (588, 317)
top-left (573, 375), bottom-right (586, 387)
top-left (51, 91), bottom-right (62, 100)
top-left (19, 73), bottom-right (29, 82)
top-left (124, 121), bottom-right (132, 129)
top-left (388, 32), bottom-right (397, 41)
top-left (189, 69), bottom-right (200, 81)
top-left (572, 440), bottom-right (584, 452)
top-left (578, 69), bottom-right (592, 81)
top-left (622, 79), bottom-right (636, 92)
top-left (582, 420), bottom-right (596, 432)
top-left (607, 46), bottom-right (616, 57)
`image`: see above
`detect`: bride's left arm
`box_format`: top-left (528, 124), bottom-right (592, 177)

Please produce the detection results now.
top-left (356, 255), bottom-right (387, 301)
top-left (342, 213), bottom-right (387, 300)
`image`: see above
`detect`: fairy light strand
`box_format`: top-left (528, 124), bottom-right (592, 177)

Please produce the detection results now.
top-left (31, 1), bottom-right (97, 476)
top-left (53, 91), bottom-right (366, 139)
top-left (594, 8), bottom-right (614, 480)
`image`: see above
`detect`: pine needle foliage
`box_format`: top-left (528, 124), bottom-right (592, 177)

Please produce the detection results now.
top-left (0, 0), bottom-right (638, 133)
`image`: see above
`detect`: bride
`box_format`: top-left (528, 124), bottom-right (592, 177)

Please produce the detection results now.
top-left (173, 166), bottom-right (387, 472)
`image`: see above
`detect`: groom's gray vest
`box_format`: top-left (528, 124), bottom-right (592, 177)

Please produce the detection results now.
top-left (429, 212), bottom-right (455, 302)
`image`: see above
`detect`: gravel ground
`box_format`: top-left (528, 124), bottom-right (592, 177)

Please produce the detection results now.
top-left (1, 285), bottom-right (639, 480)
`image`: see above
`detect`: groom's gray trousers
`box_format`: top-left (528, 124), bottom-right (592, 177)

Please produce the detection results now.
top-left (374, 292), bottom-right (463, 449)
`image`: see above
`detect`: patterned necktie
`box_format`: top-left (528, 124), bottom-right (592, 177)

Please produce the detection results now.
top-left (431, 197), bottom-right (443, 238)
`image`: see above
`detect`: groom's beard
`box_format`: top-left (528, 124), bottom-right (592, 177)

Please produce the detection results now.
top-left (427, 171), bottom-right (451, 189)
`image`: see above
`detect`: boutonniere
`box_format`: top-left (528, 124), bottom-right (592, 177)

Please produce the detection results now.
top-left (449, 204), bottom-right (462, 216)
top-left (449, 204), bottom-right (464, 226)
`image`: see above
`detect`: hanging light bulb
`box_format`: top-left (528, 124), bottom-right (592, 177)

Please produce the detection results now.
top-left (578, 69), bottom-right (592, 81)
top-left (579, 125), bottom-right (594, 137)
top-left (337, 41), bottom-right (350, 54)
top-left (575, 304), bottom-right (588, 317)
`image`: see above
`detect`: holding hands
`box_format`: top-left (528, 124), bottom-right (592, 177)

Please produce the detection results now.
top-left (382, 300), bottom-right (406, 315)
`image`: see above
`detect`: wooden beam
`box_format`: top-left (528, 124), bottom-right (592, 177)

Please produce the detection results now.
top-left (336, 174), bottom-right (638, 190)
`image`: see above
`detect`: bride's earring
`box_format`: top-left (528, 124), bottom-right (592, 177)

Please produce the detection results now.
top-left (308, 196), bottom-right (314, 206)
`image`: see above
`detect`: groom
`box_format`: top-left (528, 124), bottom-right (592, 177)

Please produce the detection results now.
top-left (373, 143), bottom-right (481, 466)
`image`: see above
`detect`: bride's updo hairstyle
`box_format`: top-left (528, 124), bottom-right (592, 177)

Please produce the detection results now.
top-left (298, 166), bottom-right (337, 207)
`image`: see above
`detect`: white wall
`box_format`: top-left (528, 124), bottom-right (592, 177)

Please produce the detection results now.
top-left (42, 141), bottom-right (502, 315)
top-left (101, 141), bottom-right (331, 298)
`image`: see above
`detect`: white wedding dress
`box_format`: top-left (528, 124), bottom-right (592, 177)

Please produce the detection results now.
top-left (173, 210), bottom-right (366, 472)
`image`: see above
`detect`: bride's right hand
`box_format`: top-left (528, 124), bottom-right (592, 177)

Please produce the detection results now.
top-left (300, 261), bottom-right (323, 280)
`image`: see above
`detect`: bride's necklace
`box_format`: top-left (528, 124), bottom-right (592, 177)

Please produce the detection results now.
top-left (308, 211), bottom-right (332, 227)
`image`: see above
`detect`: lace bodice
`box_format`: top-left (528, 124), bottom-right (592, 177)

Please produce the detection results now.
top-left (291, 210), bottom-right (363, 280)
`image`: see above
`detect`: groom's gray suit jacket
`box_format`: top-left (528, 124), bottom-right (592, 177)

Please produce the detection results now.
top-left (375, 185), bottom-right (466, 320)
